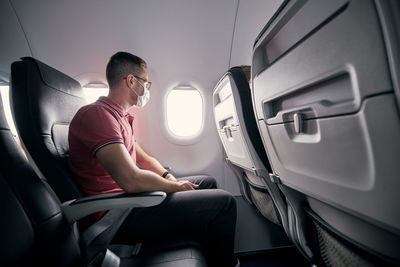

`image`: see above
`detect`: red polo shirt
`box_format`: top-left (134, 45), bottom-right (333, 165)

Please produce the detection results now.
top-left (68, 96), bottom-right (136, 196)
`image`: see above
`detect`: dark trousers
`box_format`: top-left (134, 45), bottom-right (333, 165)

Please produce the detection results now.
top-left (114, 175), bottom-right (237, 267)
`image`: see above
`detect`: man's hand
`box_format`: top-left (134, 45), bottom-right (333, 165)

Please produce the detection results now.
top-left (173, 180), bottom-right (199, 192)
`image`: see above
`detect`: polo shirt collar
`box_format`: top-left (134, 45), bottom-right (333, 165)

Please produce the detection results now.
top-left (97, 96), bottom-right (128, 117)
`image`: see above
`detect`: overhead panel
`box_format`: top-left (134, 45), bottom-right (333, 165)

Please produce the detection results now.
top-left (230, 0), bottom-right (284, 67)
top-left (10, 0), bottom-right (237, 88)
top-left (0, 1), bottom-right (31, 81)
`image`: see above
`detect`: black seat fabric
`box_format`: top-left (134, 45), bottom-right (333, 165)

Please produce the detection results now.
top-left (11, 57), bottom-right (87, 202)
top-left (0, 92), bottom-right (84, 266)
top-left (1, 92), bottom-right (208, 267)
top-left (0, 173), bottom-right (34, 266)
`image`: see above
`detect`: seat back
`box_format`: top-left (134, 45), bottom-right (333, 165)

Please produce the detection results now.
top-left (1, 86), bottom-right (207, 266)
top-left (11, 57), bottom-right (87, 202)
top-left (0, 91), bottom-right (83, 266)
top-left (213, 67), bottom-right (272, 173)
top-left (251, 0), bottom-right (400, 265)
top-left (213, 66), bottom-right (287, 228)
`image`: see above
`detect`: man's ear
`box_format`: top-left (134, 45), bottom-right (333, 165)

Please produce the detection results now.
top-left (125, 74), bottom-right (134, 88)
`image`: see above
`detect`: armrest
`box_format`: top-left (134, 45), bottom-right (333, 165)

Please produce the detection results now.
top-left (60, 191), bottom-right (166, 224)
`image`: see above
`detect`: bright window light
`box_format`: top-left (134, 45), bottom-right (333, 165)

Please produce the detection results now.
top-left (82, 85), bottom-right (109, 104)
top-left (166, 87), bottom-right (203, 137)
top-left (0, 85), bottom-right (18, 136)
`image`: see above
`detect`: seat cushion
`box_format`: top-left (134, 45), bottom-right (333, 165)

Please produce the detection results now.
top-left (0, 174), bottom-right (34, 266)
top-left (120, 246), bottom-right (208, 267)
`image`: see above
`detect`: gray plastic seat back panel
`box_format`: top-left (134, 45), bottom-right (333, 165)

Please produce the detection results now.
top-left (213, 68), bottom-right (288, 228)
top-left (214, 74), bottom-right (258, 172)
top-left (252, 0), bottom-right (400, 262)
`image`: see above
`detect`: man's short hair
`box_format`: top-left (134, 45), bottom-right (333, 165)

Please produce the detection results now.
top-left (106, 52), bottom-right (147, 89)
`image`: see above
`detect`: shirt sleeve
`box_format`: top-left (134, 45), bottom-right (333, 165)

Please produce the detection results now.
top-left (74, 106), bottom-right (124, 156)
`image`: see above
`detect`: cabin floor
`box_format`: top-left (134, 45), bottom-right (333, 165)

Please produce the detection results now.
top-left (234, 196), bottom-right (310, 266)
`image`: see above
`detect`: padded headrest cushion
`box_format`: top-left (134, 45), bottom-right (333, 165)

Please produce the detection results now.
top-left (21, 57), bottom-right (84, 98)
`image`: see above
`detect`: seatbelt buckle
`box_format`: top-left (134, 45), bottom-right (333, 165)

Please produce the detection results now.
top-left (131, 243), bottom-right (142, 256)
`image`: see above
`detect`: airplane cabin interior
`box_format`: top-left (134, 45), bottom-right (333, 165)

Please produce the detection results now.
top-left (0, 0), bottom-right (399, 266)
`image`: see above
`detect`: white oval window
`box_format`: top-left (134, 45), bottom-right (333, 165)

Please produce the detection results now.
top-left (166, 86), bottom-right (203, 137)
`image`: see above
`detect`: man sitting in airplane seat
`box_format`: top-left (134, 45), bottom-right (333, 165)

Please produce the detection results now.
top-left (68, 51), bottom-right (238, 267)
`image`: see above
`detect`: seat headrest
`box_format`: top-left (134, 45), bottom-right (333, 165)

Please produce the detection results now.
top-left (20, 57), bottom-right (84, 98)
top-left (10, 57), bottom-right (87, 202)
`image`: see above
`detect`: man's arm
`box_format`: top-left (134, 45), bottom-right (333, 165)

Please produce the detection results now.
top-left (135, 142), bottom-right (177, 181)
top-left (96, 143), bottom-right (197, 193)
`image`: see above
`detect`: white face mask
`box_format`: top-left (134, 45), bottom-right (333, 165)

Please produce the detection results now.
top-left (131, 80), bottom-right (150, 108)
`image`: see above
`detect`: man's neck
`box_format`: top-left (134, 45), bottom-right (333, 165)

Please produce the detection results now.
top-left (107, 89), bottom-right (134, 112)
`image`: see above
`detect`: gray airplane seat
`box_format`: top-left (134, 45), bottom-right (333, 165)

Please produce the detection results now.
top-left (0, 94), bottom-right (83, 266)
top-left (8, 58), bottom-right (208, 266)
top-left (213, 66), bottom-right (288, 228)
top-left (10, 56), bottom-right (86, 202)
top-left (0, 89), bottom-right (207, 266)
top-left (251, 0), bottom-right (400, 266)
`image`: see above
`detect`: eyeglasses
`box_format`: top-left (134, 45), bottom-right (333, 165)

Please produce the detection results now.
top-left (132, 75), bottom-right (152, 90)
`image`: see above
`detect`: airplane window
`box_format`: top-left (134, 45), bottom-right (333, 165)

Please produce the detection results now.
top-left (0, 85), bottom-right (18, 136)
top-left (166, 87), bottom-right (203, 137)
top-left (82, 84), bottom-right (109, 104)
top-left (1, 85), bottom-right (27, 157)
